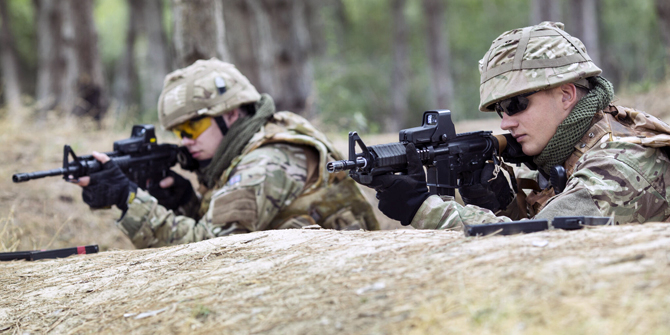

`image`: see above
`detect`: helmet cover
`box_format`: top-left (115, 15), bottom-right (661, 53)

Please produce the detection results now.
top-left (478, 21), bottom-right (602, 112)
top-left (158, 58), bottom-right (261, 129)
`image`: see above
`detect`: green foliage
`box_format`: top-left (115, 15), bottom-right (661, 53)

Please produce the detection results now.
top-left (94, 0), bottom-right (128, 73)
top-left (446, 0), bottom-right (531, 120)
top-left (314, 0), bottom-right (669, 132)
top-left (6, 0), bottom-right (36, 90)
top-left (600, 0), bottom-right (667, 88)
top-left (192, 305), bottom-right (212, 319)
top-left (314, 0), bottom-right (533, 131)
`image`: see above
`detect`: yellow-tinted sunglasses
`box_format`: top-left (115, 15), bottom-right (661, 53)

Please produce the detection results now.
top-left (172, 116), bottom-right (212, 140)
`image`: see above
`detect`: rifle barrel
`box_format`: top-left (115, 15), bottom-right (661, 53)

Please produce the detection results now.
top-left (326, 157), bottom-right (367, 173)
top-left (12, 168), bottom-right (67, 183)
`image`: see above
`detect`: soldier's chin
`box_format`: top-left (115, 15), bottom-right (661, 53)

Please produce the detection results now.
top-left (521, 143), bottom-right (542, 156)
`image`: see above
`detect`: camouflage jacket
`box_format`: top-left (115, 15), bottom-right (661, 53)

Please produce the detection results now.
top-left (411, 106), bottom-right (670, 230)
top-left (118, 112), bottom-right (378, 248)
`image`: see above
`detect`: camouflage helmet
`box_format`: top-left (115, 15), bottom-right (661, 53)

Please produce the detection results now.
top-left (158, 58), bottom-right (261, 129)
top-left (478, 21), bottom-right (602, 112)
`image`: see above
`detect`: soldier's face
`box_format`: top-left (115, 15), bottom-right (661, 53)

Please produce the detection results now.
top-left (499, 85), bottom-right (573, 156)
top-left (181, 123), bottom-right (224, 160)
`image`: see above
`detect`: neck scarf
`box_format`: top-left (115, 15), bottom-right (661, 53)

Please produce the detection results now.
top-left (533, 76), bottom-right (614, 174)
top-left (197, 94), bottom-right (276, 189)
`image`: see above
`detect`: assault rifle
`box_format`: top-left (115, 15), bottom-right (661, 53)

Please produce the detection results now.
top-left (327, 110), bottom-right (534, 196)
top-left (12, 125), bottom-right (197, 188)
top-left (0, 245), bottom-right (99, 261)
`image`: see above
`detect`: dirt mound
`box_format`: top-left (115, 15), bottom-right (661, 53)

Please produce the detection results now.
top-left (2, 223), bottom-right (669, 334)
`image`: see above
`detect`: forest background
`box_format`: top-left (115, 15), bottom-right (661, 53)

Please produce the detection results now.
top-left (1, 0), bottom-right (670, 134)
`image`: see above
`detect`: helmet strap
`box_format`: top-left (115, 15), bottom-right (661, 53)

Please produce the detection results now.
top-left (214, 116), bottom-right (228, 136)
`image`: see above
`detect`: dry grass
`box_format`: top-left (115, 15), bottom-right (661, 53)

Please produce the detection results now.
top-left (0, 206), bottom-right (20, 252)
top-left (0, 112), bottom-right (141, 251)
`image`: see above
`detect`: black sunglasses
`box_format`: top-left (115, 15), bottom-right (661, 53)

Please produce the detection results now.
top-left (494, 91), bottom-right (538, 118)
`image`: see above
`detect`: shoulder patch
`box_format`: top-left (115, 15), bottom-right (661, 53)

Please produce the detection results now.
top-left (227, 174), bottom-right (242, 186)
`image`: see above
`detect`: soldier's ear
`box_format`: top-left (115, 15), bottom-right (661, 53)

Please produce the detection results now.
top-left (223, 109), bottom-right (241, 127)
top-left (560, 83), bottom-right (579, 111)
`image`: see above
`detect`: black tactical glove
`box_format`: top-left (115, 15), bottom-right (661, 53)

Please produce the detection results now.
top-left (146, 170), bottom-right (195, 211)
top-left (360, 143), bottom-right (430, 226)
top-left (82, 160), bottom-right (137, 212)
top-left (458, 162), bottom-right (513, 212)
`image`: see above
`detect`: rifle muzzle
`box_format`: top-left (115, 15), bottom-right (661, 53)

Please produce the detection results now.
top-left (326, 157), bottom-right (367, 173)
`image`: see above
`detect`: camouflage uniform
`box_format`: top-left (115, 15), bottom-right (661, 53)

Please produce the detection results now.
top-left (411, 106), bottom-right (670, 230)
top-left (116, 59), bottom-right (377, 248)
top-left (410, 22), bottom-right (670, 230)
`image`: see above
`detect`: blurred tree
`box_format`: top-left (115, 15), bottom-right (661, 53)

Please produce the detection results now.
top-left (112, 0), bottom-right (140, 115)
top-left (569, 0), bottom-right (601, 66)
top-left (67, 0), bottom-right (107, 122)
top-left (172, 0), bottom-right (229, 67)
top-left (422, 0), bottom-right (454, 110)
top-left (138, 0), bottom-right (170, 114)
top-left (0, 0), bottom-right (24, 119)
top-left (656, 0), bottom-right (670, 77)
top-left (34, 0), bottom-right (106, 121)
top-left (600, 0), bottom-right (665, 88)
top-left (34, 0), bottom-right (66, 113)
top-left (389, 0), bottom-right (409, 132)
top-left (530, 0), bottom-right (562, 24)
top-left (2, 0), bottom-right (666, 128)
top-left (111, 0), bottom-right (170, 121)
top-left (224, 0), bottom-right (321, 115)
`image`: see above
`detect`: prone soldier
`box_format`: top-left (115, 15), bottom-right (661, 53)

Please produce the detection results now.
top-left (75, 58), bottom-right (378, 248)
top-left (360, 22), bottom-right (670, 229)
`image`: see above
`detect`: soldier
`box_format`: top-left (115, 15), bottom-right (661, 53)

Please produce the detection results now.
top-left (76, 58), bottom-right (378, 248)
top-left (364, 21), bottom-right (670, 229)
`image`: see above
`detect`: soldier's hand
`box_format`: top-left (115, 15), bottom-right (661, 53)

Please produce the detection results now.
top-left (146, 171), bottom-right (195, 211)
top-left (367, 143), bottom-right (430, 226)
top-left (74, 151), bottom-right (109, 187)
top-left (78, 152), bottom-right (137, 212)
top-left (458, 162), bottom-right (513, 212)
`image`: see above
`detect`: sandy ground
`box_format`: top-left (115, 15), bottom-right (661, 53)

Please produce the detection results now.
top-left (2, 223), bottom-right (669, 334)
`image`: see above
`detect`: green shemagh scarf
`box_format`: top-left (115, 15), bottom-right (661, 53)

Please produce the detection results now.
top-left (198, 94), bottom-right (276, 189)
top-left (533, 76), bottom-right (614, 175)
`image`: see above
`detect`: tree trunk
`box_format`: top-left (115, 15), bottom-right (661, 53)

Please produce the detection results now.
top-left (568, 0), bottom-right (584, 36)
top-left (244, 0), bottom-right (275, 99)
top-left (422, 0), bottom-right (454, 110)
top-left (268, 0), bottom-right (314, 115)
top-left (59, 0), bottom-right (78, 114)
top-left (223, 0), bottom-right (318, 115)
top-left (172, 0), bottom-right (229, 67)
top-left (0, 0), bottom-right (24, 120)
top-left (139, 0), bottom-right (170, 114)
top-left (567, 0), bottom-right (601, 67)
top-left (34, 0), bottom-right (66, 114)
top-left (579, 0), bottom-right (600, 67)
top-left (67, 0), bottom-right (107, 121)
top-left (530, 0), bottom-right (562, 24)
top-left (656, 0), bottom-right (670, 77)
top-left (34, 0), bottom-right (106, 121)
top-left (223, 0), bottom-right (262, 89)
top-left (112, 0), bottom-right (140, 114)
top-left (388, 0), bottom-right (409, 132)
